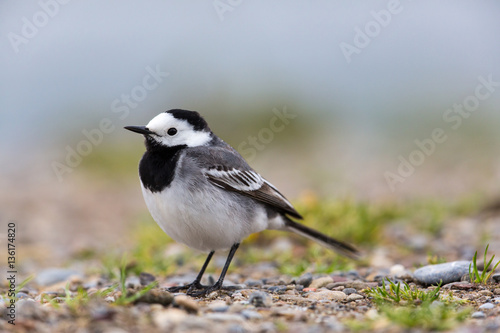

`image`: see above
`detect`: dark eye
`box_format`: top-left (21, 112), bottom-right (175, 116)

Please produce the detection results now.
top-left (167, 128), bottom-right (177, 136)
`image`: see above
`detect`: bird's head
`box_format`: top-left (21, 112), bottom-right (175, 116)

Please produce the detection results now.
top-left (125, 109), bottom-right (213, 149)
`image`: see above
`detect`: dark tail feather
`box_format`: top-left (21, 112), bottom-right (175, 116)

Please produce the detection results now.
top-left (285, 219), bottom-right (361, 260)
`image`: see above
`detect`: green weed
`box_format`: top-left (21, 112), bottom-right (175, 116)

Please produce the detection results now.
top-left (114, 259), bottom-right (158, 306)
top-left (365, 279), bottom-right (441, 305)
top-left (469, 244), bottom-right (500, 284)
top-left (380, 302), bottom-right (470, 331)
top-left (360, 279), bottom-right (470, 331)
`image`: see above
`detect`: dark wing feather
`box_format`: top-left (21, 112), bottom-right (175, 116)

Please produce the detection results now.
top-left (205, 168), bottom-right (303, 220)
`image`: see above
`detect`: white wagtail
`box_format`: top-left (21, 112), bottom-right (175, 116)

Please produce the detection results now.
top-left (125, 109), bottom-right (359, 296)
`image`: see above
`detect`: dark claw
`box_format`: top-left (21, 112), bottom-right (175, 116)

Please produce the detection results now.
top-left (167, 281), bottom-right (206, 293)
top-left (186, 283), bottom-right (222, 297)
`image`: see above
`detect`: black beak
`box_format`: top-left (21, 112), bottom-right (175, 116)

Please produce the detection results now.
top-left (124, 126), bottom-right (156, 135)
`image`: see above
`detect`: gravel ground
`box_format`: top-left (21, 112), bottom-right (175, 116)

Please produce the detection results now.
top-left (2, 169), bottom-right (500, 332)
top-left (3, 254), bottom-right (500, 333)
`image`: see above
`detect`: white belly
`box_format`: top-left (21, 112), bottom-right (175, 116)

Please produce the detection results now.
top-left (141, 181), bottom-right (273, 252)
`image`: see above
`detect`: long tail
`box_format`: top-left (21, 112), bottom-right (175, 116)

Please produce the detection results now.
top-left (285, 219), bottom-right (361, 260)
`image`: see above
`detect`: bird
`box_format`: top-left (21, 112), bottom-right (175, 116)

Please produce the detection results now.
top-left (125, 109), bottom-right (359, 296)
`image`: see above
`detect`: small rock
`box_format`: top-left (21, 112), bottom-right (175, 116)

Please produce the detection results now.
top-left (346, 270), bottom-right (362, 280)
top-left (492, 274), bottom-right (500, 283)
top-left (241, 310), bottom-right (263, 320)
top-left (136, 289), bottom-right (174, 306)
top-left (90, 303), bottom-right (115, 321)
top-left (413, 261), bottom-right (471, 285)
top-left (125, 276), bottom-right (141, 289)
top-left (479, 303), bottom-right (495, 310)
top-left (139, 272), bottom-right (156, 286)
top-left (17, 299), bottom-right (45, 320)
top-left (244, 279), bottom-right (263, 287)
top-left (307, 290), bottom-right (347, 301)
top-left (471, 311), bottom-right (486, 319)
top-left (346, 294), bottom-right (364, 302)
top-left (390, 264), bottom-right (405, 276)
top-left (442, 282), bottom-right (475, 290)
top-left (105, 296), bottom-right (115, 303)
top-left (35, 268), bottom-right (81, 286)
top-left (303, 288), bottom-right (317, 292)
top-left (479, 290), bottom-right (493, 297)
top-left (273, 308), bottom-right (304, 320)
top-left (174, 295), bottom-right (199, 313)
top-left (365, 309), bottom-right (379, 320)
top-left (208, 300), bottom-right (229, 312)
top-left (342, 288), bottom-right (357, 295)
top-left (267, 285), bottom-right (287, 294)
top-left (309, 276), bottom-right (334, 289)
top-left (153, 308), bottom-right (188, 330)
top-left (327, 281), bottom-right (378, 290)
top-left (296, 273), bottom-right (313, 288)
top-left (494, 288), bottom-right (500, 295)
top-left (205, 313), bottom-right (245, 322)
top-left (40, 291), bottom-right (64, 301)
top-left (249, 291), bottom-right (272, 308)
top-left (16, 292), bottom-right (31, 300)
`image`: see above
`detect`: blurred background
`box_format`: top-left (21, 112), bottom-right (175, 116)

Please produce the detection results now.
top-left (1, 1), bottom-right (500, 271)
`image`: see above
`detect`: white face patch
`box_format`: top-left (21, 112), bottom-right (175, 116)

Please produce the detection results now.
top-left (146, 112), bottom-right (212, 147)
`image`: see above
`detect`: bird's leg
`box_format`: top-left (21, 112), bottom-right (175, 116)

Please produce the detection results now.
top-left (187, 243), bottom-right (240, 297)
top-left (167, 251), bottom-right (214, 292)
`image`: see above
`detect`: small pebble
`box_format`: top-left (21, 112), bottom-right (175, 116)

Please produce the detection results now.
top-left (389, 264), bottom-right (405, 276)
top-left (136, 289), bottom-right (174, 306)
top-left (342, 288), bottom-right (357, 295)
top-left (309, 276), bottom-right (334, 289)
top-left (346, 294), bottom-right (364, 302)
top-left (90, 304), bottom-right (115, 321)
top-left (347, 270), bottom-right (362, 280)
top-left (267, 285), bottom-right (287, 294)
top-left (442, 282), bottom-right (475, 290)
top-left (244, 279), bottom-right (263, 287)
top-left (479, 290), bottom-right (493, 297)
top-left (104, 296), bottom-right (115, 303)
top-left (208, 300), bottom-right (229, 313)
top-left (479, 303), bottom-right (495, 310)
top-left (205, 313), bottom-right (245, 323)
top-left (174, 295), bottom-right (199, 313)
top-left (152, 308), bottom-right (188, 330)
top-left (17, 299), bottom-right (45, 319)
top-left (307, 290), bottom-right (347, 301)
top-left (241, 310), bottom-right (263, 320)
top-left (471, 311), bottom-right (486, 319)
top-left (249, 291), bottom-right (272, 308)
top-left (125, 276), bottom-right (141, 289)
top-left (413, 261), bottom-right (471, 285)
top-left (139, 272), bottom-right (156, 286)
top-left (16, 292), bottom-right (31, 299)
top-left (327, 281), bottom-right (378, 290)
top-left (35, 268), bottom-right (81, 286)
top-left (296, 273), bottom-right (313, 288)
top-left (492, 274), bottom-right (500, 283)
